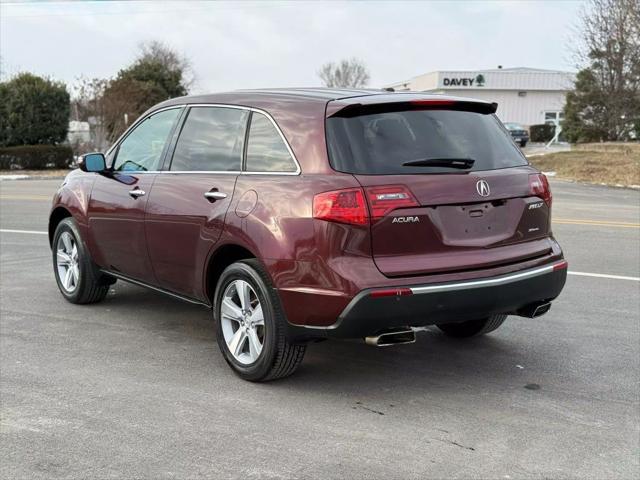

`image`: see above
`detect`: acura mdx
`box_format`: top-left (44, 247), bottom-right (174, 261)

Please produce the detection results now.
top-left (49, 89), bottom-right (567, 381)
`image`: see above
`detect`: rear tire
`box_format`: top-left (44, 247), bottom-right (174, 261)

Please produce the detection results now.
top-left (436, 314), bottom-right (507, 338)
top-left (213, 259), bottom-right (306, 382)
top-left (520, 140), bottom-right (527, 147)
top-left (52, 218), bottom-right (113, 304)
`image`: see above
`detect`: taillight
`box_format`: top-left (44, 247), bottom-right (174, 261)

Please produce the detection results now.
top-left (313, 188), bottom-right (368, 226)
top-left (364, 185), bottom-right (419, 221)
top-left (313, 185), bottom-right (419, 226)
top-left (529, 173), bottom-right (552, 207)
top-left (553, 260), bottom-right (568, 271)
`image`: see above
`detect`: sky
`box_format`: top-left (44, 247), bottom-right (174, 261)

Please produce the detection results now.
top-left (1, 0), bottom-right (584, 95)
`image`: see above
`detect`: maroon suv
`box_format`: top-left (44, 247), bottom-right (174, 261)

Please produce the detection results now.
top-left (49, 88), bottom-right (567, 381)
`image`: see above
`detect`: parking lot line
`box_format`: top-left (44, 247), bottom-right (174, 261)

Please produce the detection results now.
top-left (554, 218), bottom-right (640, 228)
top-left (567, 271), bottom-right (640, 282)
top-left (0, 194), bottom-right (52, 201)
top-left (0, 229), bottom-right (48, 235)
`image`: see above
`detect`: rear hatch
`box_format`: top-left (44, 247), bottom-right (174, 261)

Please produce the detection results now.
top-left (326, 97), bottom-right (553, 277)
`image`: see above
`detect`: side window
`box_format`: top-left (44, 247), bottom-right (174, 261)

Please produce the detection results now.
top-left (113, 108), bottom-right (180, 172)
top-left (170, 107), bottom-right (248, 171)
top-left (246, 112), bottom-right (297, 172)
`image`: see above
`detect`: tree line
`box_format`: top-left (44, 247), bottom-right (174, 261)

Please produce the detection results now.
top-left (0, 41), bottom-right (369, 158)
top-left (0, 41), bottom-right (193, 153)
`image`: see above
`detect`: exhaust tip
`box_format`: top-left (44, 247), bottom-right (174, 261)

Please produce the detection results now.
top-left (365, 328), bottom-right (416, 347)
top-left (532, 302), bottom-right (551, 317)
top-left (517, 301), bottom-right (552, 318)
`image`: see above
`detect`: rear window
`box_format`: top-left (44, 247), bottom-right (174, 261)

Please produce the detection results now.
top-left (246, 112), bottom-right (297, 172)
top-left (326, 109), bottom-right (528, 175)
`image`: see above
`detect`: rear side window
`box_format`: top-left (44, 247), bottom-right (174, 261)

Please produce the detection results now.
top-left (170, 107), bottom-right (248, 171)
top-left (326, 109), bottom-right (527, 174)
top-left (246, 112), bottom-right (297, 172)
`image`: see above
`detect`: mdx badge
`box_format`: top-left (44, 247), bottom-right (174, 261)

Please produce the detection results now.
top-left (476, 179), bottom-right (490, 197)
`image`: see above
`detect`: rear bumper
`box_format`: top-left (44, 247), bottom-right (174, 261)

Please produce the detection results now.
top-left (511, 136), bottom-right (529, 145)
top-left (302, 260), bottom-right (567, 339)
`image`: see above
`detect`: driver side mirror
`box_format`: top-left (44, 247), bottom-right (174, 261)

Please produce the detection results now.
top-left (79, 153), bottom-right (107, 173)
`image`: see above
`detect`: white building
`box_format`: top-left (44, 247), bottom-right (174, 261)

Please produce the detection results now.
top-left (67, 120), bottom-right (91, 144)
top-left (386, 67), bottom-right (575, 128)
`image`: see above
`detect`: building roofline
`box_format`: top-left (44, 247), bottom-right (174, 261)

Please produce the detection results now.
top-left (383, 67), bottom-right (576, 87)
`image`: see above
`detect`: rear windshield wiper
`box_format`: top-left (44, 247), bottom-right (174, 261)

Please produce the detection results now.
top-left (402, 158), bottom-right (475, 169)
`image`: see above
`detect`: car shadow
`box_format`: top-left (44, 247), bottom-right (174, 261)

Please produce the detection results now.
top-left (102, 282), bottom-right (551, 397)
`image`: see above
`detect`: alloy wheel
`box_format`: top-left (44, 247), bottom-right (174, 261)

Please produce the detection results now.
top-left (56, 231), bottom-right (80, 293)
top-left (220, 279), bottom-right (265, 365)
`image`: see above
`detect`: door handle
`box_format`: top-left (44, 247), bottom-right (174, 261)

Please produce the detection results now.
top-left (129, 188), bottom-right (146, 198)
top-left (204, 191), bottom-right (227, 202)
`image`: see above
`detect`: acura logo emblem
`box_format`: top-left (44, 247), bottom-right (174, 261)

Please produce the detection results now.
top-left (476, 180), bottom-right (490, 197)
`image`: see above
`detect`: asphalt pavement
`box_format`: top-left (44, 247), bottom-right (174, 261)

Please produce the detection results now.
top-left (1, 178), bottom-right (639, 479)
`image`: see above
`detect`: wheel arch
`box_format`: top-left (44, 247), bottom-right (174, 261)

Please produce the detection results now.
top-left (204, 243), bottom-right (259, 304)
top-left (48, 206), bottom-right (73, 247)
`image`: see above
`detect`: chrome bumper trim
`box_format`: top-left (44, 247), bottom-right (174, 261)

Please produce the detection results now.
top-left (409, 262), bottom-right (564, 295)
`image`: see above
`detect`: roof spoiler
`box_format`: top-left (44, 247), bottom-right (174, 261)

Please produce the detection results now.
top-left (328, 99), bottom-right (498, 118)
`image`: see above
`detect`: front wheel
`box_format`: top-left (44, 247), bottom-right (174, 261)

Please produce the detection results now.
top-left (213, 259), bottom-right (306, 382)
top-left (52, 218), bottom-right (114, 304)
top-left (436, 314), bottom-right (507, 338)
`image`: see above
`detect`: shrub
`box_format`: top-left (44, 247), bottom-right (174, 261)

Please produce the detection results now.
top-left (530, 124), bottom-right (556, 143)
top-left (0, 73), bottom-right (70, 147)
top-left (0, 145), bottom-right (73, 170)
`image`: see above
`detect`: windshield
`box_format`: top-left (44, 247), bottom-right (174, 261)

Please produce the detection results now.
top-left (326, 109), bottom-right (528, 175)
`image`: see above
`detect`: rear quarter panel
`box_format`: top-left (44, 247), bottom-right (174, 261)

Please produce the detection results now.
top-left (220, 173), bottom-right (373, 326)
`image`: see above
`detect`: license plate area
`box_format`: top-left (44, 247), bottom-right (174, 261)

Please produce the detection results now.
top-left (428, 201), bottom-right (517, 247)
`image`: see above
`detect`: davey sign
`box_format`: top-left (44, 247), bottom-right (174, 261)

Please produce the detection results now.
top-left (442, 74), bottom-right (486, 88)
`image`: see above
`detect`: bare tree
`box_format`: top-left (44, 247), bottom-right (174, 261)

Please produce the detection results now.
top-left (137, 40), bottom-right (195, 92)
top-left (103, 77), bottom-right (168, 143)
top-left (69, 42), bottom-right (195, 151)
top-left (103, 41), bottom-right (194, 142)
top-left (576, 0), bottom-right (639, 93)
top-left (72, 77), bottom-right (111, 151)
top-left (318, 58), bottom-right (370, 88)
top-left (564, 0), bottom-right (640, 141)
top-left (71, 76), bottom-right (145, 151)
